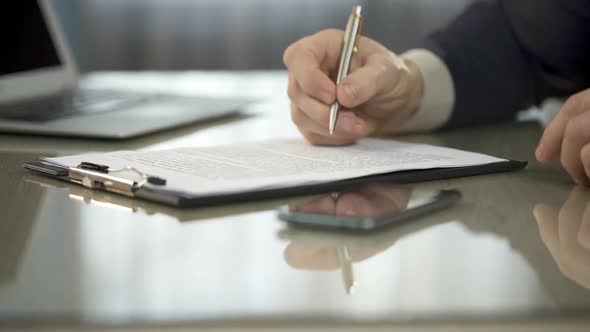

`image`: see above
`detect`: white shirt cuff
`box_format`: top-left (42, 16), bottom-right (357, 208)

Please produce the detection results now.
top-left (397, 49), bottom-right (455, 133)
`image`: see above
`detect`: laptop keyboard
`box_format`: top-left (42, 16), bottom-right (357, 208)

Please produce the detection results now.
top-left (0, 90), bottom-right (153, 122)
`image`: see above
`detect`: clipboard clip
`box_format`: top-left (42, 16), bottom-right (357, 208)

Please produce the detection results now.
top-left (69, 162), bottom-right (167, 197)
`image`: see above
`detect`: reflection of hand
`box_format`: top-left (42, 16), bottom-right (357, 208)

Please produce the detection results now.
top-left (284, 184), bottom-right (411, 270)
top-left (536, 88), bottom-right (590, 185)
top-left (533, 186), bottom-right (590, 289)
top-left (284, 242), bottom-right (395, 271)
top-left (283, 29), bottom-right (424, 146)
top-left (288, 183), bottom-right (411, 218)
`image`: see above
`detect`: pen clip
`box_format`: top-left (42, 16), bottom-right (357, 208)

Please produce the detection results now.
top-left (346, 6), bottom-right (363, 53)
top-left (337, 6), bottom-right (364, 83)
top-left (354, 15), bottom-right (363, 53)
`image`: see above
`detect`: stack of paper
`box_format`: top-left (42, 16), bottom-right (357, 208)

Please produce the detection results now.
top-left (47, 138), bottom-right (506, 196)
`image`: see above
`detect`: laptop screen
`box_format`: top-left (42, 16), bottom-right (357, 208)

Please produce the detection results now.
top-left (1, 1), bottom-right (61, 75)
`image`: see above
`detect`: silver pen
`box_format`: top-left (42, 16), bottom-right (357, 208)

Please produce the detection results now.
top-left (337, 246), bottom-right (357, 295)
top-left (329, 5), bottom-right (364, 135)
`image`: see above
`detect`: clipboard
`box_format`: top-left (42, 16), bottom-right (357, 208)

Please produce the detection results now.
top-left (23, 158), bottom-right (527, 208)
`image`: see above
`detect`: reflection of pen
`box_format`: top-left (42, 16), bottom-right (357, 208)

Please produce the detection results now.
top-left (337, 246), bottom-right (356, 295)
top-left (329, 5), bottom-right (364, 135)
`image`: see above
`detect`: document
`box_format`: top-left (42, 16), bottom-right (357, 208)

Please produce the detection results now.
top-left (47, 138), bottom-right (505, 196)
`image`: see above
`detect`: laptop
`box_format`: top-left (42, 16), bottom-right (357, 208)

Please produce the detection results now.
top-left (0, 1), bottom-right (250, 139)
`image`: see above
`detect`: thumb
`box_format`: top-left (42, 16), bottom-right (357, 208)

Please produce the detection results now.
top-left (337, 52), bottom-right (405, 109)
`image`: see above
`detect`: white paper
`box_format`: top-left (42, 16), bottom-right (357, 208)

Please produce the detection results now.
top-left (48, 138), bottom-right (505, 196)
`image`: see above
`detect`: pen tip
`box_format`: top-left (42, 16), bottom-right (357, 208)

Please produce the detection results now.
top-left (329, 114), bottom-right (337, 136)
top-left (329, 103), bottom-right (339, 136)
top-left (346, 282), bottom-right (357, 295)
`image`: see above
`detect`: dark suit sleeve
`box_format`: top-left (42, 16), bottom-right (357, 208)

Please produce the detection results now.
top-left (423, 0), bottom-right (590, 129)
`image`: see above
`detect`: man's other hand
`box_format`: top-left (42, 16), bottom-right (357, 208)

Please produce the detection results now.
top-left (537, 88), bottom-right (590, 185)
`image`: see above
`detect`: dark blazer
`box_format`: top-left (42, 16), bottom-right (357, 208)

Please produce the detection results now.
top-left (424, 0), bottom-right (590, 129)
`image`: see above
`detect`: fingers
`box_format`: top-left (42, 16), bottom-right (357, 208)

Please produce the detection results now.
top-left (284, 30), bottom-right (344, 104)
top-left (537, 91), bottom-right (589, 163)
top-left (288, 195), bottom-right (336, 215)
top-left (558, 186), bottom-right (587, 245)
top-left (533, 203), bottom-right (561, 262)
top-left (536, 89), bottom-right (590, 185)
top-left (289, 76), bottom-right (365, 134)
top-left (288, 76), bottom-right (330, 131)
top-left (559, 188), bottom-right (590, 283)
top-left (560, 112), bottom-right (590, 185)
top-left (360, 184), bottom-right (412, 212)
top-left (297, 126), bottom-right (361, 146)
top-left (290, 75), bottom-right (369, 145)
top-left (283, 244), bottom-right (340, 270)
top-left (337, 52), bottom-right (403, 109)
top-left (334, 193), bottom-right (373, 217)
top-left (291, 103), bottom-right (366, 137)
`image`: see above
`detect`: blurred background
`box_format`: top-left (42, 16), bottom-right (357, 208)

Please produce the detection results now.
top-left (52, 0), bottom-right (475, 72)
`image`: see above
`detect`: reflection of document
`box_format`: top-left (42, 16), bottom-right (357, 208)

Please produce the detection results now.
top-left (47, 138), bottom-right (505, 196)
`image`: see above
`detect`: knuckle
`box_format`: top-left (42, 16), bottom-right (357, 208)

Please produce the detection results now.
top-left (284, 43), bottom-right (306, 67)
top-left (285, 38), bottom-right (313, 66)
top-left (283, 42), bottom-right (302, 66)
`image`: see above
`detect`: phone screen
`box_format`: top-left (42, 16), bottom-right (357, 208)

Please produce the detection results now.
top-left (277, 183), bottom-right (461, 231)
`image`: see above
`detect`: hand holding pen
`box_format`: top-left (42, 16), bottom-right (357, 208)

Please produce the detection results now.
top-left (284, 5), bottom-right (425, 146)
top-left (329, 5), bottom-right (364, 135)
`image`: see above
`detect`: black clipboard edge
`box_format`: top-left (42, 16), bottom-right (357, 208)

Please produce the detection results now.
top-left (24, 159), bottom-right (527, 209)
top-left (164, 159), bottom-right (528, 208)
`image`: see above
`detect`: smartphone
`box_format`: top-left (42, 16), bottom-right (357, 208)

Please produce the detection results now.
top-left (277, 184), bottom-right (461, 232)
